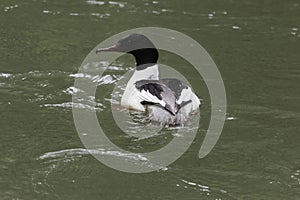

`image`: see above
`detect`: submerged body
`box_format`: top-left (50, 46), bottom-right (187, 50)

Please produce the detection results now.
top-left (97, 34), bottom-right (200, 125)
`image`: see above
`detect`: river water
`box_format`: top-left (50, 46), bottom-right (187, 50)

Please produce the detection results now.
top-left (1, 0), bottom-right (300, 199)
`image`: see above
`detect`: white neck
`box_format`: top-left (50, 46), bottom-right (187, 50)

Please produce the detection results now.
top-left (127, 64), bottom-right (159, 86)
top-left (121, 64), bottom-right (159, 109)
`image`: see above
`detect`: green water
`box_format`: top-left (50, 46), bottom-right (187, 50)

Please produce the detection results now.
top-left (1, 0), bottom-right (300, 199)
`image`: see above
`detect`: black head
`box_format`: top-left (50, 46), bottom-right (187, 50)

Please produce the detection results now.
top-left (96, 34), bottom-right (159, 69)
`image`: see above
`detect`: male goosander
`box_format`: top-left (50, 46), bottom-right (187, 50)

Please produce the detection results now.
top-left (96, 34), bottom-right (200, 125)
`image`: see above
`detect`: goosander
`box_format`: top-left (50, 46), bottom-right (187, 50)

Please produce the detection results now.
top-left (96, 34), bottom-right (200, 125)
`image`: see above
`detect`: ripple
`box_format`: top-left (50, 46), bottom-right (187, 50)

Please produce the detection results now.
top-left (107, 65), bottom-right (127, 71)
top-left (4, 4), bottom-right (18, 12)
top-left (91, 12), bottom-right (111, 18)
top-left (208, 13), bottom-right (214, 19)
top-left (161, 8), bottom-right (172, 13)
top-left (291, 169), bottom-right (300, 185)
top-left (69, 12), bottom-right (79, 16)
top-left (69, 73), bottom-right (93, 79)
top-left (152, 10), bottom-right (160, 15)
top-left (226, 115), bottom-right (237, 121)
top-left (23, 70), bottom-right (70, 78)
top-left (86, 0), bottom-right (105, 5)
top-left (38, 148), bottom-right (148, 161)
top-left (63, 86), bottom-right (82, 95)
top-left (42, 102), bottom-right (75, 108)
top-left (37, 148), bottom-right (169, 173)
top-left (0, 73), bottom-right (12, 78)
top-left (0, 70), bottom-right (72, 103)
top-left (31, 163), bottom-right (61, 198)
top-left (291, 27), bottom-right (299, 36)
top-left (181, 179), bottom-right (210, 192)
top-left (42, 10), bottom-right (50, 14)
top-left (108, 1), bottom-right (126, 8)
top-left (42, 10), bottom-right (60, 15)
top-left (232, 25), bottom-right (241, 30)
top-left (32, 149), bottom-right (94, 198)
top-left (174, 178), bottom-right (230, 198)
top-left (31, 147), bottom-right (157, 196)
top-left (92, 74), bottom-right (118, 85)
top-left (86, 0), bottom-right (127, 8)
top-left (42, 101), bottom-right (104, 111)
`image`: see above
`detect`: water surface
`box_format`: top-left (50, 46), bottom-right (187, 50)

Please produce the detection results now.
top-left (1, 0), bottom-right (300, 199)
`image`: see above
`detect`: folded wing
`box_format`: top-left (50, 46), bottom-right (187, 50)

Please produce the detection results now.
top-left (135, 80), bottom-right (178, 115)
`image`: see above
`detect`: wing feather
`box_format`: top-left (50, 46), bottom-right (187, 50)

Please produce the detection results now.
top-left (135, 80), bottom-right (177, 115)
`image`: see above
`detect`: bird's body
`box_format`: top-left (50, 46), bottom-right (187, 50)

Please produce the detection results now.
top-left (97, 34), bottom-right (200, 125)
top-left (121, 64), bottom-right (159, 112)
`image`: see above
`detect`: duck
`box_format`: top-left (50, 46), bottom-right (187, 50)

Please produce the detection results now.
top-left (96, 34), bottom-right (200, 125)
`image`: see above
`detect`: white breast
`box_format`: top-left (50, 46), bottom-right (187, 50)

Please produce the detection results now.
top-left (176, 87), bottom-right (201, 112)
top-left (121, 64), bottom-right (159, 111)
